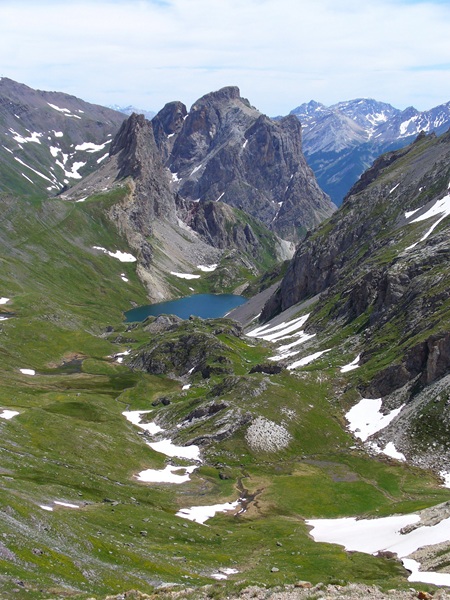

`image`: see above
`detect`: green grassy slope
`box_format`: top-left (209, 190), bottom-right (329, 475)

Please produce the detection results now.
top-left (0, 189), bottom-right (448, 598)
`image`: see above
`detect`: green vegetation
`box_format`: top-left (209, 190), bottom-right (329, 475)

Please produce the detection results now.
top-left (1, 187), bottom-right (449, 599)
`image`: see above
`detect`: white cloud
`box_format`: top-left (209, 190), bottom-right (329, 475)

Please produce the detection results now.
top-left (1, 0), bottom-right (450, 115)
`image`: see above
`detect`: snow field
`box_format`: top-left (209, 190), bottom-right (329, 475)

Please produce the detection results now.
top-left (405, 193), bottom-right (450, 250)
top-left (307, 512), bottom-right (450, 586)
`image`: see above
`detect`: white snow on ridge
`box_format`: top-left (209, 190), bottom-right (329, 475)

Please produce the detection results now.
top-left (0, 298), bottom-right (10, 304)
top-left (346, 398), bottom-right (404, 442)
top-left (405, 193), bottom-right (450, 250)
top-left (176, 500), bottom-right (240, 525)
top-left (122, 409), bottom-right (201, 461)
top-left (399, 116), bottom-right (418, 136)
top-left (47, 103), bottom-right (81, 119)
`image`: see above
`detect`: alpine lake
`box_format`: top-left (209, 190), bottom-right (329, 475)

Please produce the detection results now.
top-left (125, 293), bottom-right (247, 322)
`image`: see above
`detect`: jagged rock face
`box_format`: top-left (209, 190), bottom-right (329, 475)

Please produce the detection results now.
top-left (153, 86), bottom-right (335, 241)
top-left (109, 113), bottom-right (176, 224)
top-left (151, 101), bottom-right (187, 162)
top-left (262, 130), bottom-right (450, 398)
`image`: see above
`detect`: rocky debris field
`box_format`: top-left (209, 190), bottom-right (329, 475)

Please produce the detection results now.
top-left (103, 583), bottom-right (449, 600)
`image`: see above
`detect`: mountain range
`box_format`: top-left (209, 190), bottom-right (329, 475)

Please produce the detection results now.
top-left (289, 97), bottom-right (450, 205)
top-left (1, 78), bottom-right (450, 598)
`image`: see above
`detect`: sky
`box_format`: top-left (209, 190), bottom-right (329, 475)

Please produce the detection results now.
top-left (1, 0), bottom-right (450, 116)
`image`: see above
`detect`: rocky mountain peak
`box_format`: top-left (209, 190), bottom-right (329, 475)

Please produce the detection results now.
top-left (153, 86), bottom-right (335, 242)
top-left (192, 85), bottom-right (243, 107)
top-left (152, 101), bottom-right (188, 161)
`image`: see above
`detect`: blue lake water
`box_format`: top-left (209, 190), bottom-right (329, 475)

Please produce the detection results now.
top-left (125, 293), bottom-right (247, 322)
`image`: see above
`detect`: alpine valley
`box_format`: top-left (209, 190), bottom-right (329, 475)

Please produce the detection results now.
top-left (1, 77), bottom-right (450, 600)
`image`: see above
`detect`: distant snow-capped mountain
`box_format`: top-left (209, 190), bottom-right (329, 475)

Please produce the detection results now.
top-left (108, 104), bottom-right (156, 121)
top-left (289, 98), bottom-right (450, 204)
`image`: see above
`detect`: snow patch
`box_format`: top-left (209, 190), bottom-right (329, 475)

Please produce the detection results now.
top-left (0, 298), bottom-right (10, 304)
top-left (54, 501), bottom-right (79, 509)
top-left (405, 193), bottom-right (450, 250)
top-left (176, 501), bottom-right (240, 525)
top-left (93, 246), bottom-right (137, 263)
top-left (136, 465), bottom-right (196, 484)
top-left (247, 314), bottom-right (310, 342)
top-left (389, 183), bottom-right (400, 195)
top-left (147, 439), bottom-right (201, 461)
top-left (14, 157), bottom-right (53, 183)
top-left (170, 272), bottom-right (200, 280)
top-left (197, 264), bottom-right (217, 272)
top-left (346, 398), bottom-right (404, 442)
top-left (340, 354), bottom-right (360, 373)
top-left (211, 568), bottom-right (239, 580)
top-left (19, 369), bottom-right (35, 376)
top-left (97, 153), bottom-right (109, 164)
top-left (122, 410), bottom-right (163, 435)
top-left (75, 141), bottom-right (109, 153)
top-left (0, 410), bottom-right (19, 420)
top-left (287, 349), bottom-right (331, 370)
top-left (307, 511), bottom-right (450, 586)
top-left (9, 128), bottom-right (42, 145)
top-left (190, 164), bottom-right (203, 176)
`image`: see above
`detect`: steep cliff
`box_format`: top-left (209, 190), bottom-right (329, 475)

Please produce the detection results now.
top-left (260, 129), bottom-right (450, 471)
top-left (154, 86), bottom-right (335, 241)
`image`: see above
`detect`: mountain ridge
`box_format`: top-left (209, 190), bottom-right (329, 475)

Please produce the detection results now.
top-left (289, 96), bottom-right (450, 205)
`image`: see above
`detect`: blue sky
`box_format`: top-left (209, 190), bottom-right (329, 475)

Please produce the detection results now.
top-left (1, 0), bottom-right (450, 115)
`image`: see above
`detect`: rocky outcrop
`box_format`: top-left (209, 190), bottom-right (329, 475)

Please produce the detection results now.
top-left (109, 113), bottom-right (176, 224)
top-left (129, 319), bottom-right (242, 379)
top-left (153, 86), bottom-right (335, 241)
top-left (151, 100), bottom-right (187, 162)
top-left (262, 130), bottom-right (450, 406)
